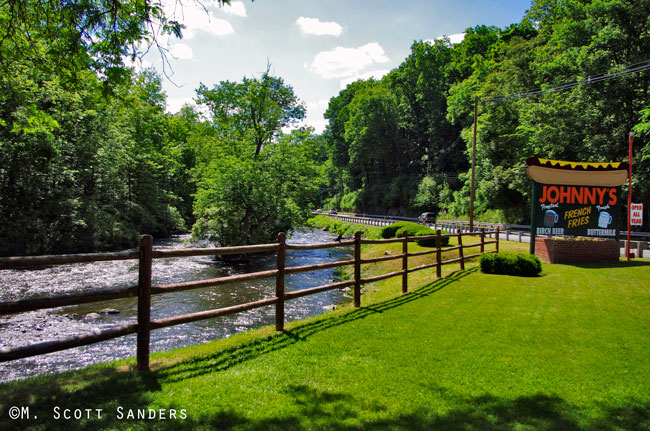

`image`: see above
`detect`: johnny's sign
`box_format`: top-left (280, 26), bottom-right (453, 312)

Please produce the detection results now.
top-left (534, 183), bottom-right (621, 237)
top-left (527, 158), bottom-right (628, 247)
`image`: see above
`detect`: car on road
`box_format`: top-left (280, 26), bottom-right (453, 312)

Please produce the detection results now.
top-left (418, 212), bottom-right (436, 224)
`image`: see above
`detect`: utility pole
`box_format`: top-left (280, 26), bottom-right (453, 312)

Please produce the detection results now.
top-left (626, 131), bottom-right (634, 261)
top-left (469, 96), bottom-right (478, 232)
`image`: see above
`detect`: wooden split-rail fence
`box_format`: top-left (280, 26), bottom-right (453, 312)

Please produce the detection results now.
top-left (0, 228), bottom-right (499, 371)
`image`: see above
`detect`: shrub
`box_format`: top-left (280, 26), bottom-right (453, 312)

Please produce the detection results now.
top-left (394, 222), bottom-right (430, 237)
top-left (381, 222), bottom-right (449, 247)
top-left (380, 222), bottom-right (412, 239)
top-left (480, 252), bottom-right (542, 277)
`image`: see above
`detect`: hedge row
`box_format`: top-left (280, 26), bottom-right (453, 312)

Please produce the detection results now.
top-left (380, 222), bottom-right (450, 247)
top-left (480, 252), bottom-right (542, 277)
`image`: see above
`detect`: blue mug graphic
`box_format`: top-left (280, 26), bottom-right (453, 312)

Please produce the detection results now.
top-left (543, 210), bottom-right (559, 227)
top-left (598, 211), bottom-right (612, 228)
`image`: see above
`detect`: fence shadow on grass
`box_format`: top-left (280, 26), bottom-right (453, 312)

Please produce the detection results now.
top-left (0, 268), bottom-right (472, 430)
top-left (2, 267), bottom-right (649, 431)
top-left (155, 268), bottom-right (476, 383)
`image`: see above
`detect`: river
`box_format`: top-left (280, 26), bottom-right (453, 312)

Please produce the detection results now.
top-left (0, 228), bottom-right (352, 382)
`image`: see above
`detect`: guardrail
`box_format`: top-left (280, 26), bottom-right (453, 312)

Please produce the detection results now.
top-left (0, 229), bottom-right (498, 371)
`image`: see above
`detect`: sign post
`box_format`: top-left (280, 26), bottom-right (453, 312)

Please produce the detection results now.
top-left (626, 132), bottom-right (634, 261)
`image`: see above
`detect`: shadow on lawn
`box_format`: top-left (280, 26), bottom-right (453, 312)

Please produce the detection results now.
top-left (4, 378), bottom-right (648, 431)
top-left (4, 268), bottom-right (647, 430)
top-left (0, 269), bottom-right (470, 430)
top-left (167, 386), bottom-right (650, 431)
top-left (152, 268), bottom-right (476, 383)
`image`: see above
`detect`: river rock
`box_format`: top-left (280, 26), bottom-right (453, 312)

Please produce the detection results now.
top-left (100, 308), bottom-right (120, 315)
top-left (84, 313), bottom-right (101, 320)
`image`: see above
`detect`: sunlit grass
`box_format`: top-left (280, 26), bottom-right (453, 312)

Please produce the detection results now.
top-left (1, 237), bottom-right (649, 431)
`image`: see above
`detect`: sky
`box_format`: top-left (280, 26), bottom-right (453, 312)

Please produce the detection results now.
top-left (141, 0), bottom-right (534, 133)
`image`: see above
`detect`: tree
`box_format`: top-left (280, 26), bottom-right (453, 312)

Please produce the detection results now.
top-left (196, 69), bottom-right (305, 158)
top-left (192, 71), bottom-right (316, 246)
top-left (0, 0), bottom-right (234, 88)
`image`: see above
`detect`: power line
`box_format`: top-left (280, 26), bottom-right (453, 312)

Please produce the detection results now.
top-left (482, 59), bottom-right (650, 103)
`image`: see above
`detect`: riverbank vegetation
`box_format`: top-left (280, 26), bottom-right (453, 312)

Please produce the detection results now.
top-left (0, 1), bottom-right (326, 255)
top-left (1, 240), bottom-right (648, 430)
top-left (307, 214), bottom-right (383, 240)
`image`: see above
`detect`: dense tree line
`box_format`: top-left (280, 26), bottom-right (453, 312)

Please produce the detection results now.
top-left (0, 65), bottom-right (196, 255)
top-left (321, 0), bottom-right (649, 230)
top-left (0, 0), bottom-right (324, 255)
top-left (3, 0), bottom-right (649, 256)
top-left (0, 61), bottom-right (324, 255)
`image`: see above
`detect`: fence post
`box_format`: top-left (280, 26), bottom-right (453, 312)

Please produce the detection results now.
top-left (137, 234), bottom-right (153, 371)
top-left (276, 232), bottom-right (286, 332)
top-left (458, 232), bottom-right (465, 270)
top-left (436, 230), bottom-right (442, 278)
top-left (496, 227), bottom-right (500, 253)
top-left (480, 228), bottom-right (485, 253)
top-left (354, 231), bottom-right (361, 307)
top-left (402, 230), bottom-right (408, 294)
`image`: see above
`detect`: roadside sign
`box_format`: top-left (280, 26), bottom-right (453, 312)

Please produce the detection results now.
top-left (630, 203), bottom-right (643, 226)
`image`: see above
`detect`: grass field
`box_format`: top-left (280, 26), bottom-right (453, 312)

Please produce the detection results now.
top-left (1, 237), bottom-right (649, 431)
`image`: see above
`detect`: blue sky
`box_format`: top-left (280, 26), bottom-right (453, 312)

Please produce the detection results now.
top-left (142, 0), bottom-right (533, 132)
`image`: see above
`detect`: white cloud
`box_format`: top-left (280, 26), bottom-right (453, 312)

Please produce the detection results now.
top-left (161, 0), bottom-right (234, 39)
top-left (431, 33), bottom-right (466, 45)
top-left (304, 99), bottom-right (330, 133)
top-left (296, 17), bottom-right (343, 36)
top-left (340, 69), bottom-right (390, 89)
top-left (309, 42), bottom-right (390, 79)
top-left (166, 96), bottom-right (195, 114)
top-left (221, 1), bottom-right (247, 17)
top-left (170, 43), bottom-right (193, 60)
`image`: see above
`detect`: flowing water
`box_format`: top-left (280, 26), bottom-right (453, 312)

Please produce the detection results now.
top-left (0, 228), bottom-right (352, 382)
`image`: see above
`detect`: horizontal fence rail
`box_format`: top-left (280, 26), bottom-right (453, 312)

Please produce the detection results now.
top-left (0, 228), bottom-right (499, 370)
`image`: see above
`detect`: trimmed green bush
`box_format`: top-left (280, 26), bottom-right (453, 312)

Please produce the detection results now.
top-left (394, 222), bottom-right (431, 237)
top-left (381, 222), bottom-right (449, 247)
top-left (380, 222), bottom-right (412, 239)
top-left (480, 252), bottom-right (542, 277)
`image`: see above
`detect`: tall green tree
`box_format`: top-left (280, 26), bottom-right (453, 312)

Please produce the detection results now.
top-left (196, 70), bottom-right (306, 158)
top-left (192, 72), bottom-right (317, 246)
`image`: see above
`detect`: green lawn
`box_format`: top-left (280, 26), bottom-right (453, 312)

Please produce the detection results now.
top-left (1, 241), bottom-right (649, 430)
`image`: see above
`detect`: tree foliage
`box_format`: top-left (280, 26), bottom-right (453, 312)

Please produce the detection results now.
top-left (0, 0), bottom-right (234, 88)
top-left (320, 0), bottom-right (649, 230)
top-left (0, 65), bottom-right (194, 255)
top-left (192, 72), bottom-right (319, 246)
